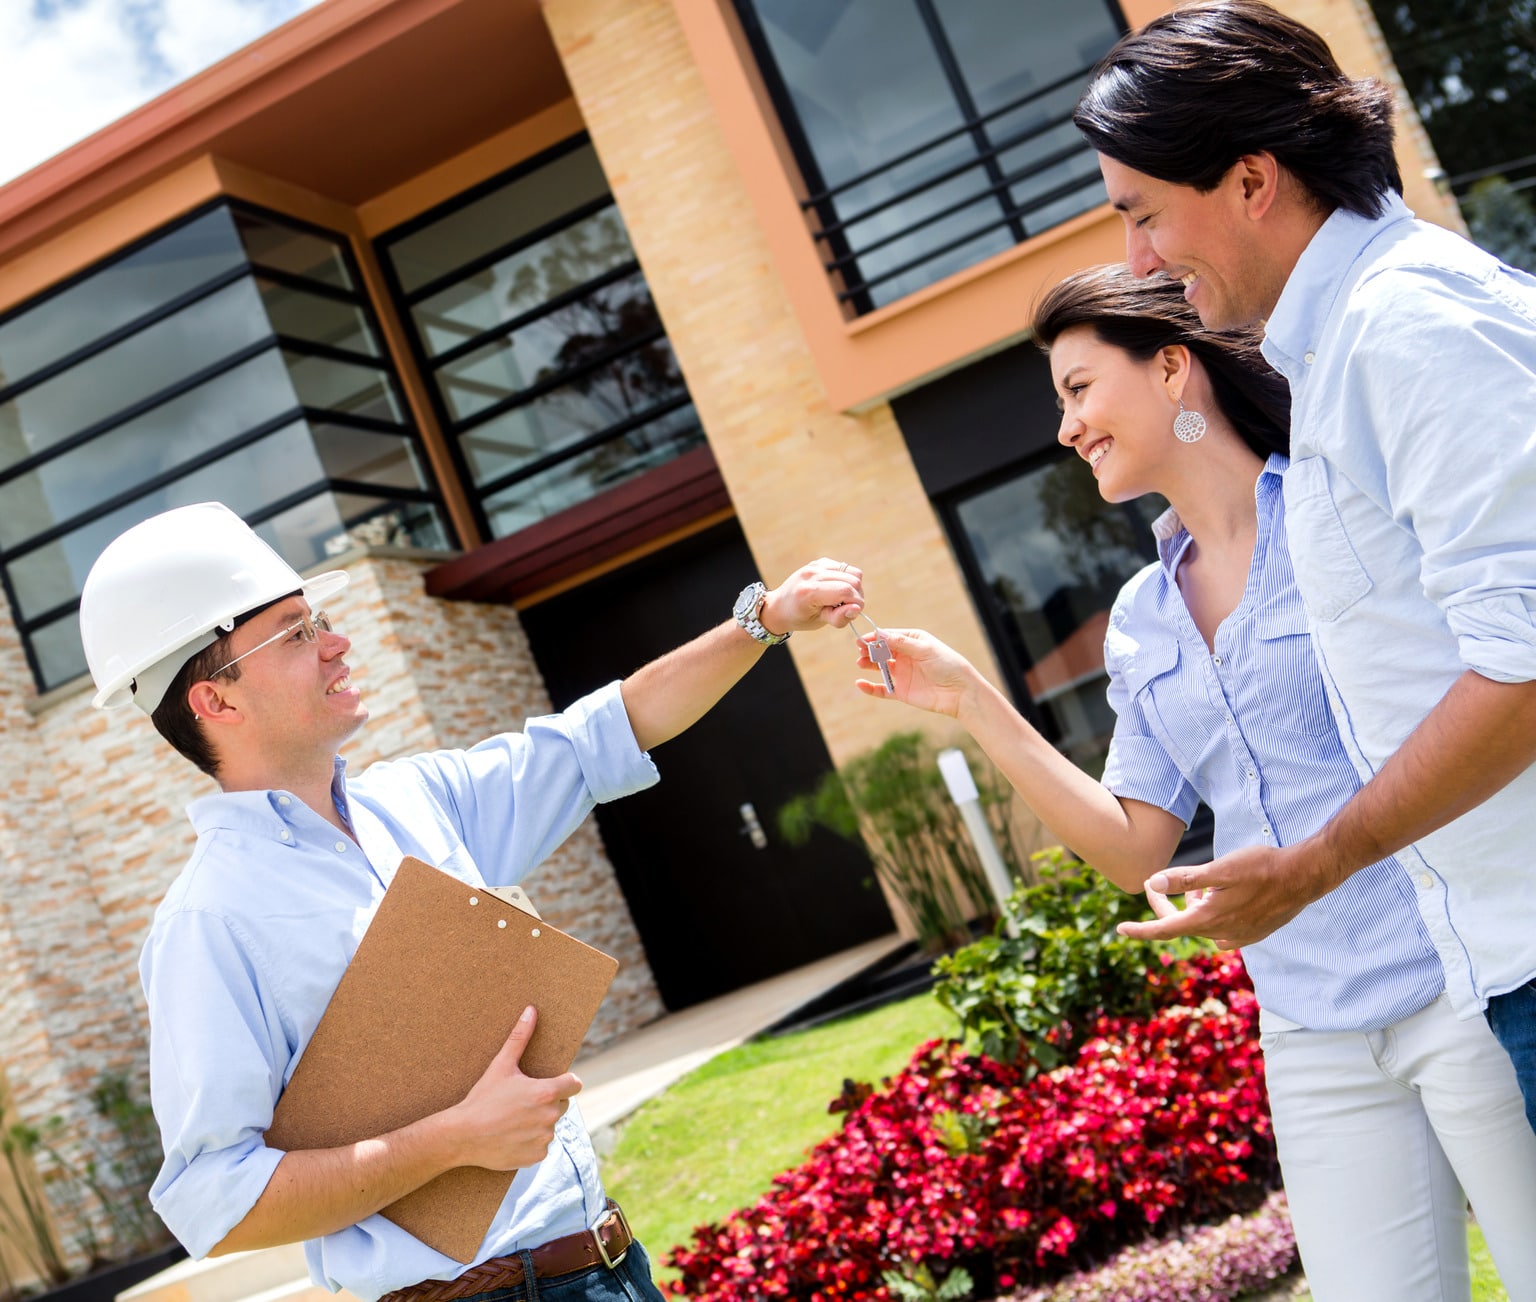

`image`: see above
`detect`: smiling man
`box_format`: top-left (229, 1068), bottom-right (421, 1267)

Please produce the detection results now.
top-left (79, 501), bottom-right (864, 1302)
top-left (1070, 0), bottom-right (1536, 1139)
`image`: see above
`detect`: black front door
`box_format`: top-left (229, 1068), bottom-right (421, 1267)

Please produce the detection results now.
top-left (518, 520), bottom-right (894, 1010)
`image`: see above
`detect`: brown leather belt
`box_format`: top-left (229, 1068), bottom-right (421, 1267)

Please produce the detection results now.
top-left (379, 1202), bottom-right (633, 1302)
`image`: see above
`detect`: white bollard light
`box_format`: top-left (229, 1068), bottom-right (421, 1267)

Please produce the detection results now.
top-left (937, 748), bottom-right (1019, 938)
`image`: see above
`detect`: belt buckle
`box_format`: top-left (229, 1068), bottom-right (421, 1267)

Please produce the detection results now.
top-left (591, 1202), bottom-right (630, 1270)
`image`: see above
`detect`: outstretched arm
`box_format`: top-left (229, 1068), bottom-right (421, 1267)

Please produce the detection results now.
top-left (620, 558), bottom-right (864, 752)
top-left (858, 628), bottom-right (1184, 890)
top-left (1119, 669), bottom-right (1536, 947)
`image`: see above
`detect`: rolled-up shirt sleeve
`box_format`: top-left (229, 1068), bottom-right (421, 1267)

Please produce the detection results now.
top-left (1351, 266), bottom-right (1536, 684)
top-left (142, 908), bottom-right (288, 1258)
top-left (1100, 624), bottom-right (1200, 826)
top-left (393, 680), bottom-right (660, 887)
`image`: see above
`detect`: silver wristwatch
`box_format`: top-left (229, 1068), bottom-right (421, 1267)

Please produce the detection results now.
top-left (733, 581), bottom-right (790, 646)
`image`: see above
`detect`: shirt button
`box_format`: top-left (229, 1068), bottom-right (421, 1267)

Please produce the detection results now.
top-left (335, 840), bottom-right (348, 853)
top-left (1262, 825), bottom-right (1271, 837)
top-left (279, 828), bottom-right (290, 841)
top-left (1247, 770), bottom-right (1256, 780)
top-left (1225, 713), bottom-right (1234, 724)
top-left (1212, 655), bottom-right (1223, 667)
top-left (1419, 872), bottom-right (1434, 890)
top-left (1303, 351), bottom-right (1315, 365)
top-left (278, 796), bottom-right (291, 807)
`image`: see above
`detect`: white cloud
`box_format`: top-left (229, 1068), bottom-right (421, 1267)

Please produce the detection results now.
top-left (0, 0), bottom-right (325, 186)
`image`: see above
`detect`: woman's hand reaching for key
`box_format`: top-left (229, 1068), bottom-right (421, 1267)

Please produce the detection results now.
top-left (855, 628), bottom-right (984, 718)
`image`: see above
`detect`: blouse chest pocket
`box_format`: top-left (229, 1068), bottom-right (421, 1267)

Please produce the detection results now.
top-left (1282, 456), bottom-right (1373, 623)
top-left (1115, 633), bottom-right (1211, 774)
top-left (1248, 604), bottom-right (1337, 738)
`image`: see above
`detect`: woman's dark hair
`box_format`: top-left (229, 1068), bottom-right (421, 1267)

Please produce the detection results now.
top-left (1032, 264), bottom-right (1291, 459)
top-left (1074, 0), bottom-right (1401, 219)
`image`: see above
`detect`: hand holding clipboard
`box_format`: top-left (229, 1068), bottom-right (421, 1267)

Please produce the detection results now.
top-left (265, 858), bottom-right (619, 1262)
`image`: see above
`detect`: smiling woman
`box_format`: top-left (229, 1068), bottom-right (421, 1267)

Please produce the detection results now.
top-left (856, 261), bottom-right (1536, 1299)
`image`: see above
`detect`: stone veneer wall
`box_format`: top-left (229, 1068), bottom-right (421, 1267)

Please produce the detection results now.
top-left (1, 551), bottom-right (661, 1267)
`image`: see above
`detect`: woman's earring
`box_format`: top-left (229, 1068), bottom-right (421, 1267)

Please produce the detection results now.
top-left (1173, 399), bottom-right (1207, 444)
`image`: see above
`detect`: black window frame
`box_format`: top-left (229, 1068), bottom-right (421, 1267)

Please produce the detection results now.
top-left (373, 132), bottom-right (703, 546)
top-left (0, 197), bottom-right (453, 692)
top-left (733, 0), bottom-right (1129, 315)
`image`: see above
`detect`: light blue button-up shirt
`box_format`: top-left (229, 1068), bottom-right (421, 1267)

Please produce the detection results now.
top-left (140, 682), bottom-right (659, 1301)
top-left (1263, 193), bottom-right (1536, 1018)
top-left (1102, 456), bottom-right (1443, 1031)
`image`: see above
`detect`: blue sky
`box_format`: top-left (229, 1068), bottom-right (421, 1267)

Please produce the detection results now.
top-left (0, 0), bottom-right (325, 185)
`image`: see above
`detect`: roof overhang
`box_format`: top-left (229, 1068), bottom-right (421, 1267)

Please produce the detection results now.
top-left (0, 0), bottom-right (569, 265)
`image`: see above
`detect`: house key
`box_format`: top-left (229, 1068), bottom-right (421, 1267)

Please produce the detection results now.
top-left (853, 613), bottom-right (895, 694)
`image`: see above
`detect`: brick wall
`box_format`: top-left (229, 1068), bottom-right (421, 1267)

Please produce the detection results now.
top-left (0, 551), bottom-right (661, 1266)
top-left (541, 0), bottom-right (1014, 776)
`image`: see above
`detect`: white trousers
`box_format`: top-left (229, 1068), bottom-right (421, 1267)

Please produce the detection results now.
top-left (1261, 994), bottom-right (1536, 1302)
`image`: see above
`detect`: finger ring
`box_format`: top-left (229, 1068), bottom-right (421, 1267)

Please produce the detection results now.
top-left (839, 562), bottom-right (848, 572)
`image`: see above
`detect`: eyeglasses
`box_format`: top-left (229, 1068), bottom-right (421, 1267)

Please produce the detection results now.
top-left (208, 610), bottom-right (334, 679)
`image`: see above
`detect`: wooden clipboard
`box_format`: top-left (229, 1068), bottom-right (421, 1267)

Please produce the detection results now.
top-left (265, 856), bottom-right (619, 1262)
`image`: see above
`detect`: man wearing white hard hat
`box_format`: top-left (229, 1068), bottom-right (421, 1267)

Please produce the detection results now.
top-left (80, 502), bottom-right (867, 1302)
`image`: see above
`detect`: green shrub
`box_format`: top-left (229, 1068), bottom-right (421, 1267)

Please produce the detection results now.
top-left (778, 731), bottom-right (1027, 953)
top-left (932, 847), bottom-right (1199, 1071)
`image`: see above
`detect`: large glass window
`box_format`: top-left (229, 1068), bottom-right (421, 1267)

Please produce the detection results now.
top-left (0, 202), bottom-right (453, 692)
top-left (735, 0), bottom-right (1125, 312)
top-left (948, 452), bottom-right (1162, 775)
top-left (376, 136), bottom-right (705, 542)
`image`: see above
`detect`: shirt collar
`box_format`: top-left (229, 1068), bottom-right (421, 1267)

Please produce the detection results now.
top-left (1263, 191), bottom-right (1415, 380)
top-left (188, 755), bottom-right (351, 839)
top-left (1151, 452), bottom-right (1289, 568)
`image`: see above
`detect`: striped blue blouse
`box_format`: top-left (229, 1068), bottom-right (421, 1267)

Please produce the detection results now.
top-left (1100, 454), bottom-right (1443, 1031)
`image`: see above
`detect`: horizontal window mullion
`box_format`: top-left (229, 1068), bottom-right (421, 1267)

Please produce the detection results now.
top-left (836, 170), bottom-right (1103, 302)
top-left (18, 594), bottom-right (84, 635)
top-left (247, 262), bottom-right (369, 306)
top-left (0, 263), bottom-right (254, 406)
top-left (800, 62), bottom-right (1097, 207)
top-left (823, 137), bottom-right (1090, 271)
top-left (447, 323), bottom-right (671, 434)
top-left (403, 193), bottom-right (620, 306)
top-left (836, 212), bottom-right (1026, 302)
top-left (427, 258), bottom-right (643, 368)
top-left (811, 104), bottom-right (1083, 240)
top-left (0, 407), bottom-right (308, 562)
top-left (275, 334), bottom-right (390, 370)
top-left (298, 406), bottom-right (412, 436)
top-left (470, 392), bottom-right (693, 500)
top-left (0, 337), bottom-right (281, 486)
top-left (323, 478), bottom-right (438, 503)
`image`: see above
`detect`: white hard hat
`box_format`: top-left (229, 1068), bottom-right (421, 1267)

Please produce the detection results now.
top-left (81, 502), bottom-right (349, 714)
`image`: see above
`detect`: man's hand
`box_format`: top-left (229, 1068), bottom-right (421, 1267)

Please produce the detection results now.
top-left (445, 1006), bottom-right (583, 1171)
top-left (1117, 841), bottom-right (1341, 948)
top-left (213, 1006), bottom-right (581, 1255)
top-left (758, 559), bottom-right (864, 636)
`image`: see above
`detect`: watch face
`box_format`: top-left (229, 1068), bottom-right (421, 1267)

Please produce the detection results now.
top-left (734, 583), bottom-right (761, 623)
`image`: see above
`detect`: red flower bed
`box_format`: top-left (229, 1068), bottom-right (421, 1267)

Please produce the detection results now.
top-left (667, 953), bottom-right (1276, 1301)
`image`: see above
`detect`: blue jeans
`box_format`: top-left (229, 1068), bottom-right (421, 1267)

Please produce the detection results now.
top-left (1486, 978), bottom-right (1536, 1136)
top-left (463, 1241), bottom-right (664, 1302)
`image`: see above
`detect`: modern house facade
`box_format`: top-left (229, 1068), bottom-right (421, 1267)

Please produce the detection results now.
top-left (0, 0), bottom-right (1459, 1266)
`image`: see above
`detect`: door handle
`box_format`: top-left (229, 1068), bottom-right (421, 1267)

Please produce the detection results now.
top-left (738, 801), bottom-right (768, 850)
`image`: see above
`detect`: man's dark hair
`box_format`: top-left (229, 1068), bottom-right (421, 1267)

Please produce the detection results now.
top-left (1074, 0), bottom-right (1402, 219)
top-left (149, 594), bottom-right (296, 780)
top-left (1032, 263), bottom-right (1292, 460)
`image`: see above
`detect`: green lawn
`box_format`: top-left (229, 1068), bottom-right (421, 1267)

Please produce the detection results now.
top-left (602, 991), bottom-right (1512, 1300)
top-left (601, 991), bottom-right (955, 1281)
